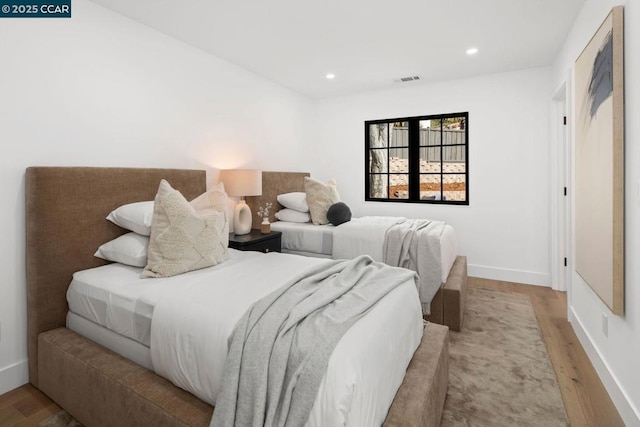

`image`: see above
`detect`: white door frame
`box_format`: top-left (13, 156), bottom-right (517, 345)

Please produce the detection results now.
top-left (550, 78), bottom-right (571, 292)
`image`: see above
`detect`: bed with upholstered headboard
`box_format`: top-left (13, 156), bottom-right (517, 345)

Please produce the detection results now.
top-left (25, 166), bottom-right (449, 427)
top-left (247, 171), bottom-right (468, 332)
top-left (245, 171), bottom-right (310, 227)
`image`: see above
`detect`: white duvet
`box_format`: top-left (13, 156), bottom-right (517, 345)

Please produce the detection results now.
top-left (332, 216), bottom-right (405, 262)
top-left (150, 250), bottom-right (423, 426)
top-left (333, 216), bottom-right (458, 283)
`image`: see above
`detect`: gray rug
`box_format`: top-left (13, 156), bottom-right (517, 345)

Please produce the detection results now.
top-left (38, 410), bottom-right (83, 427)
top-left (441, 287), bottom-right (568, 426)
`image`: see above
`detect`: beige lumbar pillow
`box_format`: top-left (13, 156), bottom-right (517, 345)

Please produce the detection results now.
top-left (304, 177), bottom-right (340, 225)
top-left (142, 180), bottom-right (229, 278)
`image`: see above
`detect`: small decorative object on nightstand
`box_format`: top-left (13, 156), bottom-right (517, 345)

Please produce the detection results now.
top-left (257, 202), bottom-right (273, 234)
top-left (228, 229), bottom-right (281, 253)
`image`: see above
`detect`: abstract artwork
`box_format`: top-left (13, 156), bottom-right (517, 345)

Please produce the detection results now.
top-left (574, 6), bottom-right (624, 315)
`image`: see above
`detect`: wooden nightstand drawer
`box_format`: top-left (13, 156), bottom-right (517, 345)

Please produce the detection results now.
top-left (229, 230), bottom-right (282, 253)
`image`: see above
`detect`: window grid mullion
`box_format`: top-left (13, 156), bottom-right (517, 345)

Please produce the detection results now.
top-left (440, 122), bottom-right (444, 201)
top-left (408, 120), bottom-right (420, 201)
top-left (387, 123), bottom-right (390, 199)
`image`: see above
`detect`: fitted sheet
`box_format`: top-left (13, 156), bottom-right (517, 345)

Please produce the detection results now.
top-left (271, 221), bottom-right (334, 255)
top-left (282, 249), bottom-right (332, 259)
top-left (440, 223), bottom-right (458, 282)
top-left (272, 220), bottom-right (458, 281)
top-left (67, 311), bottom-right (153, 370)
top-left (66, 249), bottom-right (255, 347)
top-left (66, 249), bottom-right (422, 426)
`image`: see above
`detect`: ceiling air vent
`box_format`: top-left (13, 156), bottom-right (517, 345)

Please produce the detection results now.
top-left (396, 75), bottom-right (421, 83)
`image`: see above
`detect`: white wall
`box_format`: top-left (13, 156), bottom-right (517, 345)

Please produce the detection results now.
top-left (552, 1), bottom-right (640, 424)
top-left (0, 0), bottom-right (314, 394)
top-left (312, 68), bottom-right (552, 286)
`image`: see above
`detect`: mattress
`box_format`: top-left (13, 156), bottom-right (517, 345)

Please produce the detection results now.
top-left (272, 220), bottom-right (458, 282)
top-left (67, 311), bottom-right (153, 370)
top-left (271, 221), bottom-right (334, 256)
top-left (282, 249), bottom-right (332, 259)
top-left (66, 249), bottom-right (423, 426)
top-left (66, 249), bottom-right (259, 347)
top-left (440, 223), bottom-right (458, 281)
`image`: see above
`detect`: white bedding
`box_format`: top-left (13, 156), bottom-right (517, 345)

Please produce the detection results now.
top-left (440, 222), bottom-right (458, 282)
top-left (273, 217), bottom-right (458, 282)
top-left (67, 311), bottom-right (153, 370)
top-left (67, 249), bottom-right (423, 426)
top-left (333, 216), bottom-right (404, 262)
top-left (66, 251), bottom-right (255, 346)
top-left (271, 221), bottom-right (334, 255)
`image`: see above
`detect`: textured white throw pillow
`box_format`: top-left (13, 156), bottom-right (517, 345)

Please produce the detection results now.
top-left (94, 232), bottom-right (149, 267)
top-left (276, 192), bottom-right (309, 213)
top-left (274, 208), bottom-right (311, 223)
top-left (304, 177), bottom-right (340, 225)
top-left (106, 201), bottom-right (154, 236)
top-left (142, 180), bottom-right (229, 278)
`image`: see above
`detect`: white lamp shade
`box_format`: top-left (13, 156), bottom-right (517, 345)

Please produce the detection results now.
top-left (219, 169), bottom-right (262, 197)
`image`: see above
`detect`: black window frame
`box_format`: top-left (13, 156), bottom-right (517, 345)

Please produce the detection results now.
top-left (364, 112), bottom-right (469, 205)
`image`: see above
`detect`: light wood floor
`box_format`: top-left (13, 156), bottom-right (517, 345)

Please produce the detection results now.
top-left (0, 278), bottom-right (625, 426)
top-left (0, 384), bottom-right (61, 427)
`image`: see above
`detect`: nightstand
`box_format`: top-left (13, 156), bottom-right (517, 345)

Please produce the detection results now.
top-left (228, 229), bottom-right (282, 254)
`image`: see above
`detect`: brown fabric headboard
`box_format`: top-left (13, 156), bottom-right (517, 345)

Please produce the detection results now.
top-left (25, 167), bottom-right (206, 387)
top-left (246, 171), bottom-right (310, 228)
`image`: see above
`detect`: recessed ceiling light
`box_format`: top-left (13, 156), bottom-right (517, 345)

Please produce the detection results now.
top-left (326, 73), bottom-right (335, 79)
top-left (466, 48), bottom-right (479, 55)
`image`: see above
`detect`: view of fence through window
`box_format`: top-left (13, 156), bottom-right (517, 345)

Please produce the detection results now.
top-left (366, 113), bottom-right (468, 204)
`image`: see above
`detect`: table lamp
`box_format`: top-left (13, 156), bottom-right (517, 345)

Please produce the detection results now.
top-left (219, 169), bottom-right (262, 235)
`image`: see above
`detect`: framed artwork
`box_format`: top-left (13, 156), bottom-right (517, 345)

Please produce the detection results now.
top-left (574, 6), bottom-right (624, 315)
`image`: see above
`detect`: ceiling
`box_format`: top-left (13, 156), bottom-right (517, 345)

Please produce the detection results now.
top-left (89, 0), bottom-right (585, 99)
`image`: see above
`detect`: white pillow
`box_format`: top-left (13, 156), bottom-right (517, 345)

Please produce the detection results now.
top-left (277, 192), bottom-right (309, 213)
top-left (142, 180), bottom-right (229, 278)
top-left (94, 232), bottom-right (149, 267)
top-left (106, 201), bottom-right (154, 236)
top-left (274, 208), bottom-right (311, 223)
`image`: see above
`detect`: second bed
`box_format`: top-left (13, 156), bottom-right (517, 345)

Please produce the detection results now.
top-left (247, 171), bottom-right (468, 331)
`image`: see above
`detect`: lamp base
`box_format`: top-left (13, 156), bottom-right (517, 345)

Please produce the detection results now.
top-left (233, 199), bottom-right (252, 235)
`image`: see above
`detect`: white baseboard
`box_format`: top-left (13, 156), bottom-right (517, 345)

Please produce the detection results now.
top-left (569, 307), bottom-right (640, 426)
top-left (467, 264), bottom-right (550, 287)
top-left (0, 359), bottom-right (29, 395)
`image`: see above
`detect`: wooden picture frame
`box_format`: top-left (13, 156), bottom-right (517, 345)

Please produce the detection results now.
top-left (574, 6), bottom-right (624, 315)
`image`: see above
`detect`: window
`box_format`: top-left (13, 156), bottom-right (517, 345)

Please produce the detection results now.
top-left (365, 112), bottom-right (468, 205)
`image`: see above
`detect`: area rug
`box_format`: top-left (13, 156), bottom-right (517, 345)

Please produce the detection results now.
top-left (38, 410), bottom-right (83, 427)
top-left (441, 287), bottom-right (568, 426)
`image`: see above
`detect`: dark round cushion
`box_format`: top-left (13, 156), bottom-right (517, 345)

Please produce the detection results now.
top-left (327, 202), bottom-right (352, 226)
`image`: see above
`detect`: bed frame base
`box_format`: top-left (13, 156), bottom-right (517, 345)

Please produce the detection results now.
top-left (39, 324), bottom-right (448, 427)
top-left (426, 256), bottom-right (467, 332)
top-left (39, 328), bottom-right (213, 427)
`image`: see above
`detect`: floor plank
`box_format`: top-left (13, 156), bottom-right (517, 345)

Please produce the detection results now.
top-left (12, 404), bottom-right (61, 427)
top-left (0, 406), bottom-right (25, 426)
top-left (0, 387), bottom-right (29, 410)
top-left (0, 277), bottom-right (626, 427)
top-left (13, 387), bottom-right (53, 418)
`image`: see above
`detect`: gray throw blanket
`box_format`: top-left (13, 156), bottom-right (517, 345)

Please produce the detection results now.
top-left (210, 255), bottom-right (417, 427)
top-left (383, 219), bottom-right (445, 315)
